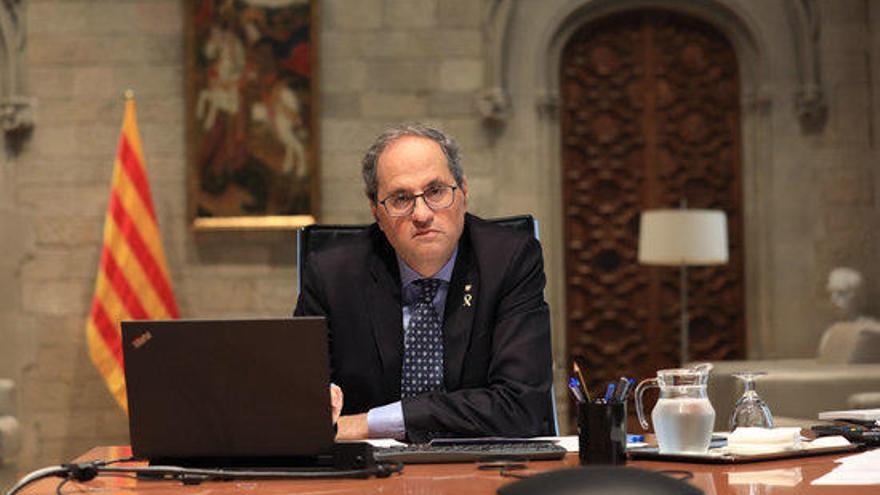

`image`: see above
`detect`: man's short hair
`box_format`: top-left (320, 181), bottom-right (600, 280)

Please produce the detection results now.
top-left (361, 123), bottom-right (464, 203)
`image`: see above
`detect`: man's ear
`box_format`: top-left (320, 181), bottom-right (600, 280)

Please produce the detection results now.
top-left (460, 177), bottom-right (469, 204)
top-left (370, 202), bottom-right (381, 225)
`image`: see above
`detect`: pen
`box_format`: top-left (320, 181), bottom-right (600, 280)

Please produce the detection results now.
top-left (568, 377), bottom-right (586, 403)
top-left (614, 377), bottom-right (629, 401)
top-left (603, 383), bottom-right (615, 402)
top-left (616, 377), bottom-right (635, 402)
top-left (573, 360), bottom-right (592, 402)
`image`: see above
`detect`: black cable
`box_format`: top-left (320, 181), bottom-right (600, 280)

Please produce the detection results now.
top-left (54, 473), bottom-right (156, 495)
top-left (477, 461), bottom-right (530, 479)
top-left (499, 466), bottom-right (530, 479)
top-left (98, 457), bottom-right (137, 466)
top-left (98, 461), bottom-right (403, 481)
top-left (6, 466), bottom-right (70, 495)
top-left (54, 479), bottom-right (70, 495)
top-left (6, 459), bottom-right (404, 495)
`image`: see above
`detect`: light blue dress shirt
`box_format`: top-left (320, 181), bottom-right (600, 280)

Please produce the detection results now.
top-left (366, 249), bottom-right (457, 440)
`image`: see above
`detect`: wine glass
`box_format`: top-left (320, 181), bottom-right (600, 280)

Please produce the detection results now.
top-left (729, 371), bottom-right (774, 430)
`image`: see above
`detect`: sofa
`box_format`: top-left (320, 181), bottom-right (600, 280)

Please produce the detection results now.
top-left (702, 322), bottom-right (880, 430)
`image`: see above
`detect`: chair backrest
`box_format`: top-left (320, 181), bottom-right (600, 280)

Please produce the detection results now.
top-left (296, 215), bottom-right (539, 292)
top-left (295, 214), bottom-right (559, 435)
top-left (295, 224), bottom-right (367, 294)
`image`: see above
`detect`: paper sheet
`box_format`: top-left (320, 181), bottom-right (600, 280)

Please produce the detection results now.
top-left (812, 448), bottom-right (880, 485)
top-left (534, 435), bottom-right (648, 452)
top-left (363, 438), bottom-right (407, 448)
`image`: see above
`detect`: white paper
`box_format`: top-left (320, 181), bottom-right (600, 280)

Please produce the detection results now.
top-left (542, 435), bottom-right (578, 452)
top-left (533, 435), bottom-right (648, 452)
top-left (812, 449), bottom-right (880, 485)
top-left (818, 408), bottom-right (880, 421)
top-left (363, 438), bottom-right (407, 448)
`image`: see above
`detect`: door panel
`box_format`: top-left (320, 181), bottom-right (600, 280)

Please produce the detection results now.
top-left (560, 10), bottom-right (745, 412)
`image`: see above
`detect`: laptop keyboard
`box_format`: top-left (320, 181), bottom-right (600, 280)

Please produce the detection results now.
top-left (373, 441), bottom-right (567, 464)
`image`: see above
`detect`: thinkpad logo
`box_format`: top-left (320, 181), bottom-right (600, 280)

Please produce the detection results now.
top-left (131, 331), bottom-right (153, 349)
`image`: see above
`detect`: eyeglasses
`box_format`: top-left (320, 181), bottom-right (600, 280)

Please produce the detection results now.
top-left (378, 184), bottom-right (458, 217)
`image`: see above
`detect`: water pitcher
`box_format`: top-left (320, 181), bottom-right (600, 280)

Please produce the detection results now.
top-left (634, 367), bottom-right (715, 453)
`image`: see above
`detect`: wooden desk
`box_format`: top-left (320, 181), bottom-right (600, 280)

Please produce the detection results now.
top-left (13, 446), bottom-right (880, 495)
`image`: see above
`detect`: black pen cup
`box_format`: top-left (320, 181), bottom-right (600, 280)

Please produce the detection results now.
top-left (577, 401), bottom-right (627, 465)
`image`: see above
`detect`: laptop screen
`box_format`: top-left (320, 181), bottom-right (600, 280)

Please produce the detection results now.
top-left (121, 317), bottom-right (334, 461)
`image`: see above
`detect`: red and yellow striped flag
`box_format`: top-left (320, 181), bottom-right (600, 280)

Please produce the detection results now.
top-left (86, 92), bottom-right (180, 412)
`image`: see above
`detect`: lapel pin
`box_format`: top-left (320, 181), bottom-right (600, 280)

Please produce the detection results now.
top-left (465, 284), bottom-right (472, 292)
top-left (463, 294), bottom-right (473, 307)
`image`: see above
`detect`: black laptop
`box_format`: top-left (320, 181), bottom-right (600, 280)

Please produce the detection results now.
top-left (121, 317), bottom-right (335, 466)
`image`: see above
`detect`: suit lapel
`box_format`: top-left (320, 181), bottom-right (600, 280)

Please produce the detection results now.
top-left (443, 232), bottom-right (478, 391)
top-left (368, 237), bottom-right (404, 402)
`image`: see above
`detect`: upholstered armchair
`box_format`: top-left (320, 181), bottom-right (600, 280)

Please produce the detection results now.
top-left (703, 323), bottom-right (880, 430)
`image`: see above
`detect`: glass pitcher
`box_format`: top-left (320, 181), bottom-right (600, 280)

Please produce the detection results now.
top-left (634, 367), bottom-right (716, 453)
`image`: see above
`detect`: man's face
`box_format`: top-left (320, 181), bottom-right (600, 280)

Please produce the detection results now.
top-left (371, 136), bottom-right (468, 276)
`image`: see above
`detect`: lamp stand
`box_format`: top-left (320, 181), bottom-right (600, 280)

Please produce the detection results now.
top-left (679, 263), bottom-right (689, 365)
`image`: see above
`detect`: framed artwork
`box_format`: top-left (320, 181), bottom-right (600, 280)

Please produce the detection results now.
top-left (185, 0), bottom-right (319, 230)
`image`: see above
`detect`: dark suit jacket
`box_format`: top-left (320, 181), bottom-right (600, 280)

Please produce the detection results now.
top-left (294, 213), bottom-right (552, 442)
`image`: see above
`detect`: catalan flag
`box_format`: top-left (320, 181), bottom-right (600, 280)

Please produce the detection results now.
top-left (86, 92), bottom-right (180, 412)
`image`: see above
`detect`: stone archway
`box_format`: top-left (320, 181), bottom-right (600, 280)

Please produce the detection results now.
top-left (503, 0), bottom-right (774, 431)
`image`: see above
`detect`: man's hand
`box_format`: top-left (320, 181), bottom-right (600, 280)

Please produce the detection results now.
top-left (336, 413), bottom-right (369, 440)
top-left (330, 384), bottom-right (343, 424)
top-left (329, 385), bottom-right (369, 440)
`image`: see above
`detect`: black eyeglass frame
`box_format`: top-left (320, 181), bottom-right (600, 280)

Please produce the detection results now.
top-left (378, 184), bottom-right (459, 217)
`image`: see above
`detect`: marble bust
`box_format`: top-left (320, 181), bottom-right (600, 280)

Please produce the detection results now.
top-left (818, 267), bottom-right (880, 364)
top-left (827, 267), bottom-right (867, 320)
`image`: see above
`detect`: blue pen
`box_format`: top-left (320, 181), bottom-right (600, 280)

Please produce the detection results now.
top-left (568, 377), bottom-right (586, 403)
top-left (603, 382), bottom-right (615, 402)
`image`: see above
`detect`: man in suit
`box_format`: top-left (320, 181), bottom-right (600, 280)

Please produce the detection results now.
top-left (295, 123), bottom-right (552, 442)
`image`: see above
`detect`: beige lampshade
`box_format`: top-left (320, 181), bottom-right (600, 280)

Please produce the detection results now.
top-left (638, 209), bottom-right (729, 265)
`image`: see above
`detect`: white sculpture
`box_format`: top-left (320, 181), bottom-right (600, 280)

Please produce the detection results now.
top-left (827, 267), bottom-right (869, 321)
top-left (819, 267), bottom-right (880, 364)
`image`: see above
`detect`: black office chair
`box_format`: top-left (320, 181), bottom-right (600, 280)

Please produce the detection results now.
top-left (295, 215), bottom-right (559, 435)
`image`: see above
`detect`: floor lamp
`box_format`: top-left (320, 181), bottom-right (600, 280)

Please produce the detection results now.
top-left (638, 209), bottom-right (729, 365)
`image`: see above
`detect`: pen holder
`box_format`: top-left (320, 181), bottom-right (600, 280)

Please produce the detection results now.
top-left (578, 400), bottom-right (627, 465)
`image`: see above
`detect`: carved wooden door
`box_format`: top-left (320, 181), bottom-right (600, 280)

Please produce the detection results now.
top-left (560, 10), bottom-right (745, 402)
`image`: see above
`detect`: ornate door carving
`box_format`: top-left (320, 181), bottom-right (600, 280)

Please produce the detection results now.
top-left (561, 11), bottom-right (745, 400)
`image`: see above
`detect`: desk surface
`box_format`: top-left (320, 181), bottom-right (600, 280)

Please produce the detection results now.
top-left (13, 446), bottom-right (880, 495)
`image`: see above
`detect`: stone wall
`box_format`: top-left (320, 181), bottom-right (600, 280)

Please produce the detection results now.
top-left (0, 0), bottom-right (877, 480)
top-left (3, 0), bottom-right (187, 472)
top-left (320, 0), bottom-right (492, 222)
top-left (0, 0), bottom-right (495, 475)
